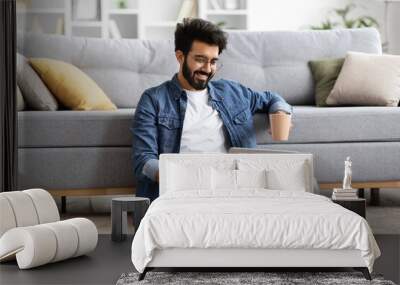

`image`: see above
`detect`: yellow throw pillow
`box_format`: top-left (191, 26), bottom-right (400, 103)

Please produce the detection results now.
top-left (29, 58), bottom-right (117, 111)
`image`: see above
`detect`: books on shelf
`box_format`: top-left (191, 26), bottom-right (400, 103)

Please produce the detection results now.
top-left (333, 188), bottom-right (357, 193)
top-left (332, 188), bottom-right (358, 200)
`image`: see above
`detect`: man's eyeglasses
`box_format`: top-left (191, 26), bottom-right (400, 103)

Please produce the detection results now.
top-left (188, 54), bottom-right (223, 70)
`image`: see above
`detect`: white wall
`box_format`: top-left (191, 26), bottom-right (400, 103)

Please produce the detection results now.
top-left (248, 0), bottom-right (399, 54)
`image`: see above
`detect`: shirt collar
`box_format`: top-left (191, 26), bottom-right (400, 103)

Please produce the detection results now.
top-left (170, 73), bottom-right (222, 101)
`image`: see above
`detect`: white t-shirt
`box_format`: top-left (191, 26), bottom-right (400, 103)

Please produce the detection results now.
top-left (180, 88), bottom-right (228, 153)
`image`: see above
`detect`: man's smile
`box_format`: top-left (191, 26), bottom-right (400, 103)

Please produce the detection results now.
top-left (194, 71), bottom-right (210, 81)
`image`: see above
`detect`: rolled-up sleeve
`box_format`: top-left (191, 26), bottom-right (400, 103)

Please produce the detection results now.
top-left (242, 84), bottom-right (293, 115)
top-left (142, 159), bottom-right (159, 181)
top-left (131, 92), bottom-right (159, 181)
top-left (268, 99), bottom-right (293, 115)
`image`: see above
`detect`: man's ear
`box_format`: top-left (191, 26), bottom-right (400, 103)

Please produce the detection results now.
top-left (175, 50), bottom-right (184, 65)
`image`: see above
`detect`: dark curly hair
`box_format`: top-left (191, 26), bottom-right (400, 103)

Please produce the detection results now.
top-left (174, 18), bottom-right (227, 55)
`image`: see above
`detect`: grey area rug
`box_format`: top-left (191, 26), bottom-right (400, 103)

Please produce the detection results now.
top-left (116, 272), bottom-right (396, 285)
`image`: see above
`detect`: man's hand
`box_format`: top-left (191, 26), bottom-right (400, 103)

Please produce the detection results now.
top-left (267, 111), bottom-right (293, 135)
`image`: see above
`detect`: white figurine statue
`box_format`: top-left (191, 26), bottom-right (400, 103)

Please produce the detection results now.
top-left (342, 156), bottom-right (352, 190)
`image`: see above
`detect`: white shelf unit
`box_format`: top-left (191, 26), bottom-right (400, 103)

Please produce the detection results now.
top-left (71, 21), bottom-right (103, 27)
top-left (67, 0), bottom-right (108, 38)
top-left (16, 0), bottom-right (68, 35)
top-left (16, 0), bottom-right (250, 39)
top-left (198, 0), bottom-right (250, 31)
top-left (17, 0), bottom-right (141, 39)
top-left (139, 0), bottom-right (187, 40)
top-left (106, 0), bottom-right (141, 39)
top-left (108, 8), bottom-right (139, 15)
top-left (16, 8), bottom-right (66, 14)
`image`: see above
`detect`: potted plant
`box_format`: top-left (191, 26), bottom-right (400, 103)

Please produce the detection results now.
top-left (311, 4), bottom-right (379, 30)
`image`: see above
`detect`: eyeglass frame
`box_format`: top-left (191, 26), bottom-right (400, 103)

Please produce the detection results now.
top-left (186, 53), bottom-right (223, 70)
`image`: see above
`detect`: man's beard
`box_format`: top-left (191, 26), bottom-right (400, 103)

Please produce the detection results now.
top-left (182, 57), bottom-right (215, 90)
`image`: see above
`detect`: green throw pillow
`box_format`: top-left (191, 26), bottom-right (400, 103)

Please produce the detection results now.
top-left (309, 58), bottom-right (345, 107)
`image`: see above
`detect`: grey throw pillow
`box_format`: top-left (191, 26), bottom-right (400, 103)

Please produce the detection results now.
top-left (16, 85), bottom-right (26, 111)
top-left (16, 53), bottom-right (59, 111)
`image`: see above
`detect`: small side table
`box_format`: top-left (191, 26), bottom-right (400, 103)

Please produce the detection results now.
top-left (332, 198), bottom-right (366, 218)
top-left (111, 197), bottom-right (150, 242)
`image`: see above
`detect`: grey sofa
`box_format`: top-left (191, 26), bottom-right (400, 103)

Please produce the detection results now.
top-left (17, 28), bottom-right (400, 198)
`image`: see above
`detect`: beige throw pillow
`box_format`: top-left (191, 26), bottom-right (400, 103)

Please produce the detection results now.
top-left (29, 58), bottom-right (117, 111)
top-left (326, 52), bottom-right (400, 107)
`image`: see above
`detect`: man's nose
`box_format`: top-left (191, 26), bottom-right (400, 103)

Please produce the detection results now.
top-left (202, 63), bottom-right (212, 73)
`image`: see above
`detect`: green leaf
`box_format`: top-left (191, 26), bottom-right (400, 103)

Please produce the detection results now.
top-left (356, 16), bottom-right (379, 28)
top-left (344, 19), bottom-right (357, 28)
top-left (310, 4), bottom-right (378, 31)
top-left (310, 20), bottom-right (338, 30)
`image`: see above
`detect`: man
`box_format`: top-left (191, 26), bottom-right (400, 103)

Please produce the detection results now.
top-left (132, 18), bottom-right (293, 201)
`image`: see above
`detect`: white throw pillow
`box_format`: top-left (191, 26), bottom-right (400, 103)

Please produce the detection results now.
top-left (326, 51), bottom-right (400, 107)
top-left (212, 168), bottom-right (237, 191)
top-left (236, 169), bottom-right (268, 189)
top-left (237, 159), bottom-right (310, 192)
top-left (167, 163), bottom-right (212, 192)
top-left (211, 168), bottom-right (268, 191)
top-left (266, 168), bottom-right (307, 192)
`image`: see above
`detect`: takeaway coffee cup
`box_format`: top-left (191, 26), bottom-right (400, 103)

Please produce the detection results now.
top-left (269, 113), bottom-right (291, 141)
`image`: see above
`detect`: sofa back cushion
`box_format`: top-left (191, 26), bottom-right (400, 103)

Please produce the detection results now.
top-left (18, 28), bottom-right (381, 107)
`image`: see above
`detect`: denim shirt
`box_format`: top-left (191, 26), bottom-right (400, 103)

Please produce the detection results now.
top-left (131, 74), bottom-right (293, 200)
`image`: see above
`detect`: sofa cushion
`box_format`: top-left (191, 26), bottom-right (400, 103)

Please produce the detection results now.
top-left (18, 109), bottom-right (135, 147)
top-left (17, 142), bottom-right (400, 189)
top-left (254, 106), bottom-right (400, 144)
top-left (256, 142), bottom-right (400, 182)
top-left (18, 147), bottom-right (135, 189)
top-left (215, 28), bottom-right (381, 105)
top-left (18, 28), bottom-right (382, 107)
top-left (18, 106), bottom-right (400, 148)
top-left (29, 58), bottom-right (117, 111)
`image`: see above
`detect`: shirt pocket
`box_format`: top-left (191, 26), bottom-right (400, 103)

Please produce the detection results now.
top-left (233, 109), bottom-right (251, 125)
top-left (158, 116), bottom-right (181, 129)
